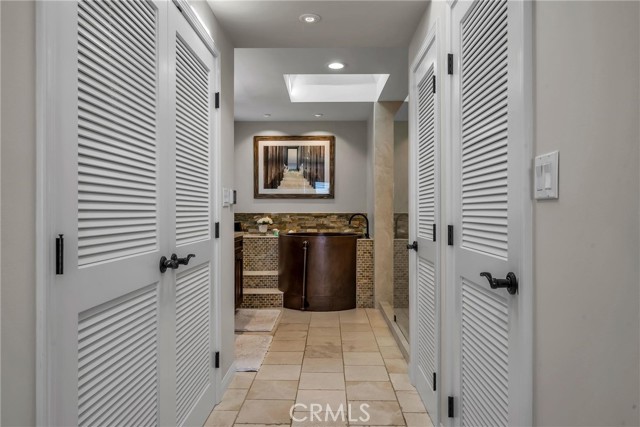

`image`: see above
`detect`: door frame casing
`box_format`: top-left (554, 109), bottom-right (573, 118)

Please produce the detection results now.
top-left (408, 18), bottom-right (441, 426)
top-left (35, 1), bottom-right (223, 424)
top-left (445, 1), bottom-right (534, 425)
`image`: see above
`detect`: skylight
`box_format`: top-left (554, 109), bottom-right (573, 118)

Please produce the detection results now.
top-left (283, 74), bottom-right (390, 103)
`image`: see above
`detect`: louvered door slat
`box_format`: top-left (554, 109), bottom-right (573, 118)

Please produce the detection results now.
top-left (417, 65), bottom-right (436, 240)
top-left (417, 259), bottom-right (436, 389)
top-left (176, 264), bottom-right (212, 425)
top-left (78, 0), bottom-right (158, 266)
top-left (175, 36), bottom-right (211, 246)
top-left (461, 280), bottom-right (509, 427)
top-left (461, 0), bottom-right (509, 259)
top-left (77, 285), bottom-right (159, 427)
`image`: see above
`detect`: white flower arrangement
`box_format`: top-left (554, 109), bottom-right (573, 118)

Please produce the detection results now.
top-left (256, 216), bottom-right (273, 225)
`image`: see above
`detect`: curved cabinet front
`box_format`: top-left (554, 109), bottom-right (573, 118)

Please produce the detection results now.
top-left (278, 233), bottom-right (359, 311)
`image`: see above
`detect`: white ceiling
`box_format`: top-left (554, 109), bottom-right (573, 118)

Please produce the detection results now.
top-left (206, 1), bottom-right (429, 48)
top-left (234, 48), bottom-right (408, 121)
top-left (207, 1), bottom-right (425, 121)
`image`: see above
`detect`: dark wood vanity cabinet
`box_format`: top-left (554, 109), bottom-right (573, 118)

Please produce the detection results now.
top-left (234, 235), bottom-right (243, 309)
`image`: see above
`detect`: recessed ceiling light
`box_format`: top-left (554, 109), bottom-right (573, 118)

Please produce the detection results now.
top-left (314, 113), bottom-right (323, 118)
top-left (299, 13), bottom-right (321, 24)
top-left (263, 113), bottom-right (271, 117)
top-left (328, 62), bottom-right (345, 70)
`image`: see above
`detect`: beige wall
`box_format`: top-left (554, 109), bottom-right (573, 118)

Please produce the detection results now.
top-left (1, 1), bottom-right (36, 425)
top-left (234, 121), bottom-right (368, 213)
top-left (408, 1), bottom-right (640, 425)
top-left (0, 1), bottom-right (235, 424)
top-left (371, 101), bottom-right (403, 305)
top-left (533, 2), bottom-right (639, 425)
top-left (394, 120), bottom-right (409, 214)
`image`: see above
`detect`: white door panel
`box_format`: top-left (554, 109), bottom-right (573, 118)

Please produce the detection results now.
top-left (450, 1), bottom-right (532, 425)
top-left (410, 29), bottom-right (440, 422)
top-left (49, 1), bottom-right (218, 425)
top-left (170, 8), bottom-right (217, 424)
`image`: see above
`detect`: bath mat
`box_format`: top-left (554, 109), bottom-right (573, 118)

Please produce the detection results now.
top-left (235, 334), bottom-right (272, 372)
top-left (235, 309), bottom-right (281, 332)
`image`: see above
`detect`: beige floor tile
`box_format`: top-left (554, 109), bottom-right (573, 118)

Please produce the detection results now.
top-left (396, 390), bottom-right (426, 413)
top-left (214, 388), bottom-right (248, 411)
top-left (204, 410), bottom-right (237, 426)
top-left (305, 344), bottom-right (342, 358)
top-left (341, 331), bottom-right (376, 342)
top-left (346, 381), bottom-right (397, 401)
top-left (339, 310), bottom-right (370, 324)
top-left (235, 400), bottom-right (295, 424)
top-left (389, 373), bottom-right (415, 391)
top-left (274, 330), bottom-right (308, 340)
top-left (281, 310), bottom-right (312, 324)
top-left (263, 351), bottom-right (304, 365)
top-left (372, 327), bottom-right (393, 337)
top-left (384, 358), bottom-right (408, 374)
top-left (299, 372), bottom-right (346, 390)
top-left (379, 345), bottom-right (404, 360)
top-left (375, 336), bottom-right (398, 347)
top-left (308, 327), bottom-right (341, 337)
top-left (342, 340), bottom-right (379, 352)
top-left (344, 366), bottom-right (389, 382)
top-left (296, 389), bottom-right (347, 407)
top-left (277, 323), bottom-right (309, 331)
top-left (302, 357), bottom-right (344, 373)
top-left (306, 335), bottom-right (342, 346)
top-left (340, 323), bottom-right (372, 332)
top-left (290, 412), bottom-right (348, 426)
top-left (404, 412), bottom-right (434, 426)
top-left (343, 352), bottom-right (385, 366)
top-left (255, 364), bottom-right (301, 381)
top-left (347, 401), bottom-right (404, 425)
top-left (269, 340), bottom-right (306, 352)
top-left (309, 318), bottom-right (341, 328)
top-left (229, 372), bottom-right (256, 389)
top-left (246, 380), bottom-right (299, 400)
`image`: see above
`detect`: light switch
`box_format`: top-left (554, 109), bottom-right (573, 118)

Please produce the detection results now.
top-left (222, 188), bottom-right (235, 207)
top-left (534, 151), bottom-right (559, 200)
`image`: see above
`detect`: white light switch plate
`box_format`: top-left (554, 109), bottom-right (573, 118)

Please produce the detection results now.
top-left (534, 151), bottom-right (559, 200)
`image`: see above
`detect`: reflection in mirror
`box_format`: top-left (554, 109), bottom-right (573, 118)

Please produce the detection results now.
top-left (393, 101), bottom-right (410, 342)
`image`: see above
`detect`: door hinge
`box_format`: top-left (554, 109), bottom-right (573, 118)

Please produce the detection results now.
top-left (215, 92), bottom-right (220, 109)
top-left (448, 396), bottom-right (454, 418)
top-left (55, 234), bottom-right (64, 275)
top-left (447, 53), bottom-right (454, 75)
top-left (432, 75), bottom-right (436, 94)
top-left (433, 224), bottom-right (437, 242)
top-left (393, 314), bottom-right (397, 322)
top-left (215, 222), bottom-right (220, 239)
top-left (214, 351), bottom-right (220, 368)
top-left (448, 225), bottom-right (453, 246)
top-left (433, 373), bottom-right (437, 391)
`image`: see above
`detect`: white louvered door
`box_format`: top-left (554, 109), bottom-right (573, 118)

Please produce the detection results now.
top-left (168, 8), bottom-right (217, 427)
top-left (450, 1), bottom-right (532, 425)
top-left (48, 1), bottom-right (218, 425)
top-left (410, 35), bottom-right (439, 421)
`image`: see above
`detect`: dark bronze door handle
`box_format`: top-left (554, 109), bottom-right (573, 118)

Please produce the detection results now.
top-left (159, 253), bottom-right (196, 273)
top-left (407, 241), bottom-right (418, 251)
top-left (480, 272), bottom-right (518, 295)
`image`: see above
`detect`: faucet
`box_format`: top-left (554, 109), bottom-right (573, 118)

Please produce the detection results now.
top-left (348, 213), bottom-right (370, 239)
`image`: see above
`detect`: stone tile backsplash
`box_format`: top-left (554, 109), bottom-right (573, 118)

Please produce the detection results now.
top-left (235, 213), bottom-right (368, 235)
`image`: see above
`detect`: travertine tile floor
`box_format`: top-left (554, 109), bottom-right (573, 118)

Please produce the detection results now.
top-left (205, 308), bottom-right (434, 427)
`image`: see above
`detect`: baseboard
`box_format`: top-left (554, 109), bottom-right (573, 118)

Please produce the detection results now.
top-left (219, 362), bottom-right (236, 403)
